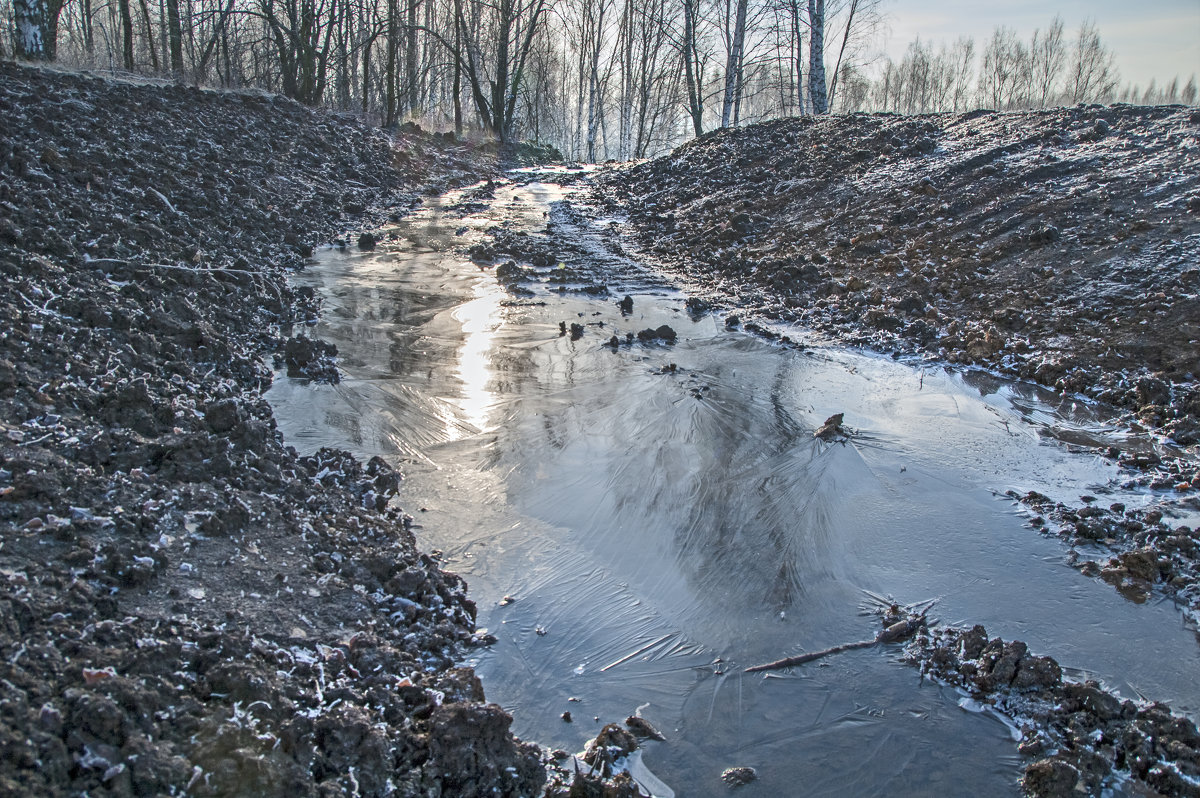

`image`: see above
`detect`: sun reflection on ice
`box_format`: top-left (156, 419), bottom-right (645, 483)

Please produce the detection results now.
top-left (450, 279), bottom-right (503, 437)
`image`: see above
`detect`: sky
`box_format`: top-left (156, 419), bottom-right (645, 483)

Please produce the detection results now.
top-left (878, 0), bottom-right (1200, 91)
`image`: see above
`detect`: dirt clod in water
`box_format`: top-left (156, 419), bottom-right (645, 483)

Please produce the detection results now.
top-left (906, 624), bottom-right (1200, 796)
top-left (813, 412), bottom-right (846, 441)
top-left (1014, 490), bottom-right (1200, 622)
top-left (721, 766), bottom-right (758, 787)
top-left (624, 715), bottom-right (666, 741)
top-left (583, 723), bottom-right (640, 771)
top-left (636, 324), bottom-right (677, 343)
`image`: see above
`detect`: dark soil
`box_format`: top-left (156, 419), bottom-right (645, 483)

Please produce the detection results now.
top-left (593, 107), bottom-right (1200, 443)
top-left (0, 61), bottom-right (553, 796)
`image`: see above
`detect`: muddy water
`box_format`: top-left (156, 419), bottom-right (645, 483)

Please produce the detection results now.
top-left (267, 175), bottom-right (1200, 796)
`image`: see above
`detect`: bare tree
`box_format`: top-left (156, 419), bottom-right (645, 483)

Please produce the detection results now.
top-left (833, 60), bottom-right (868, 111)
top-left (7, 0), bottom-right (1181, 156)
top-left (977, 26), bottom-right (1028, 109)
top-left (826, 0), bottom-right (881, 109)
top-left (612, 0), bottom-right (679, 157)
top-left (584, 0), bottom-right (614, 160)
top-left (1163, 76), bottom-right (1179, 104)
top-left (679, 0), bottom-right (706, 136)
top-left (449, 0), bottom-right (551, 140)
top-left (119, 0), bottom-right (136, 67)
top-left (720, 0), bottom-right (748, 126)
top-left (946, 36), bottom-right (974, 111)
top-left (165, 0), bottom-right (184, 73)
top-left (1066, 19), bottom-right (1117, 104)
top-left (1028, 15), bottom-right (1065, 107)
top-left (771, 0), bottom-right (807, 115)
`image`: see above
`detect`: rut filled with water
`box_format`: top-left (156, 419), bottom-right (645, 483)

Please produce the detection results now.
top-left (267, 173), bottom-right (1200, 796)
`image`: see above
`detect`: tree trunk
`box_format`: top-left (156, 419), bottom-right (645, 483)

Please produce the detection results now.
top-left (82, 0), bottom-right (95, 57)
top-left (682, 0), bottom-right (703, 137)
top-left (362, 37), bottom-right (372, 116)
top-left (491, 0), bottom-right (511, 136)
top-left (119, 0), bottom-right (135, 69)
top-left (826, 0), bottom-right (856, 110)
top-left (585, 1), bottom-right (608, 161)
top-left (452, 0), bottom-right (462, 135)
top-left (14, 0), bottom-right (50, 59)
top-left (449, 0), bottom-right (546, 141)
top-left (405, 0), bottom-right (418, 115)
top-left (195, 0), bottom-right (236, 82)
top-left (618, 0), bottom-right (634, 159)
top-left (420, 0), bottom-right (434, 114)
top-left (165, 0), bottom-right (184, 75)
top-left (720, 0), bottom-right (747, 127)
top-left (790, 0), bottom-right (805, 114)
top-left (807, 0), bottom-right (828, 114)
top-left (733, 59), bottom-right (743, 125)
top-left (137, 0), bottom-right (159, 71)
top-left (385, 0), bottom-right (398, 125)
top-left (221, 23), bottom-right (233, 86)
top-left (501, 0), bottom-right (547, 141)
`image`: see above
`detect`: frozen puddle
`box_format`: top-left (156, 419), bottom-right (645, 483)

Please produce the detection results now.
top-left (267, 175), bottom-right (1200, 796)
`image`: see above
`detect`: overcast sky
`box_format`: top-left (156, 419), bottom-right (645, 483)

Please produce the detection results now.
top-left (879, 0), bottom-right (1200, 90)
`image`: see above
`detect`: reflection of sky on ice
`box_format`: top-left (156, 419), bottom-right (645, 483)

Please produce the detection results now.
top-left (266, 177), bottom-right (1200, 797)
top-left (450, 282), bottom-right (503, 438)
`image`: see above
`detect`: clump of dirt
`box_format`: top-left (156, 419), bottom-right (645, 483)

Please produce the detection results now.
top-left (906, 624), bottom-right (1200, 797)
top-left (594, 107), bottom-right (1200, 442)
top-left (1015, 490), bottom-right (1200, 621)
top-left (0, 62), bottom-right (550, 796)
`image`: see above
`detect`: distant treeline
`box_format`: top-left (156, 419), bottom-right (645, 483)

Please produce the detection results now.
top-left (851, 17), bottom-right (1197, 115)
top-left (4, 0), bottom-right (1195, 159)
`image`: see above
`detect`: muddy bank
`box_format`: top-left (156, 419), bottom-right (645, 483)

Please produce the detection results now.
top-left (0, 62), bottom-right (551, 796)
top-left (593, 107), bottom-right (1200, 443)
top-left (906, 624), bottom-right (1200, 797)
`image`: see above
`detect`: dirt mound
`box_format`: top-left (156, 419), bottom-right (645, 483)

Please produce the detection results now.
top-left (595, 106), bottom-right (1200, 442)
top-left (0, 62), bottom-right (546, 796)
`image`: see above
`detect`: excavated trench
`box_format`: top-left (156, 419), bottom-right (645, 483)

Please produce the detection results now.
top-left (268, 172), bottom-right (1200, 796)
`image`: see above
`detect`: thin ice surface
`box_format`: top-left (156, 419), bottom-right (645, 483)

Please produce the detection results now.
top-left (268, 175), bottom-right (1200, 796)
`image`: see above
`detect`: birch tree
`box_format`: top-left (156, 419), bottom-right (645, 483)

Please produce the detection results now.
top-left (720, 0), bottom-right (748, 127)
top-left (824, 0), bottom-right (852, 108)
top-left (584, 0), bottom-right (613, 160)
top-left (807, 0), bottom-right (826, 113)
top-left (946, 36), bottom-right (974, 111)
top-left (14, 0), bottom-right (64, 59)
top-left (614, 0), bottom-right (678, 157)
